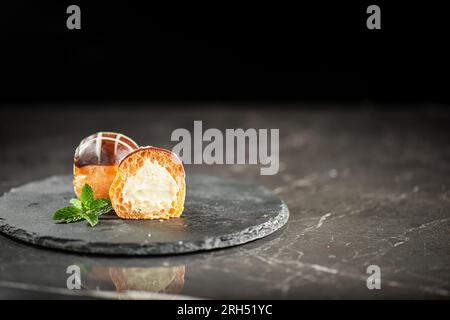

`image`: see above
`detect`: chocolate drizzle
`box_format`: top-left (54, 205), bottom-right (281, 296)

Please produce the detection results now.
top-left (74, 132), bottom-right (139, 167)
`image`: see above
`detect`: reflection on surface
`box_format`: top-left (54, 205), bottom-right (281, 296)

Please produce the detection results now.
top-left (84, 265), bottom-right (185, 294)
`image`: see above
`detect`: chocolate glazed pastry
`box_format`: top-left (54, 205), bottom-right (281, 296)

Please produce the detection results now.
top-left (73, 132), bottom-right (139, 199)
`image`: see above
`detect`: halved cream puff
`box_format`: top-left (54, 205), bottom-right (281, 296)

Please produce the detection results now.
top-left (109, 146), bottom-right (186, 219)
top-left (73, 132), bottom-right (139, 199)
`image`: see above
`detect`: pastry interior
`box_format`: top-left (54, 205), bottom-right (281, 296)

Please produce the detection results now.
top-left (109, 146), bottom-right (186, 219)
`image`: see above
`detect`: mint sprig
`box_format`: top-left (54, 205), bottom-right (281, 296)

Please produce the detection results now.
top-left (53, 184), bottom-right (112, 227)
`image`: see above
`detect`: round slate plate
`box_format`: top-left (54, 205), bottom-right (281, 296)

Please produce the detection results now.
top-left (0, 174), bottom-right (288, 255)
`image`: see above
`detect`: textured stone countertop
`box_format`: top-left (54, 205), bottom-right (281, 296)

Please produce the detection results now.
top-left (0, 104), bottom-right (449, 299)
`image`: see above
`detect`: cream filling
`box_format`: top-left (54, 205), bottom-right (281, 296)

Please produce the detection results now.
top-left (122, 160), bottom-right (178, 212)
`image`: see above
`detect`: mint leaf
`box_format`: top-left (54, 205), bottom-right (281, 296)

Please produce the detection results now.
top-left (83, 212), bottom-right (99, 227)
top-left (53, 183), bottom-right (111, 227)
top-left (69, 199), bottom-right (82, 209)
top-left (80, 184), bottom-right (94, 209)
top-left (89, 198), bottom-right (113, 216)
top-left (53, 206), bottom-right (82, 223)
top-left (64, 215), bottom-right (84, 223)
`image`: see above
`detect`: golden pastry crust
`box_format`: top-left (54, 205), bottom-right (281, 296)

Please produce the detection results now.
top-left (73, 165), bottom-right (117, 199)
top-left (109, 146), bottom-right (186, 220)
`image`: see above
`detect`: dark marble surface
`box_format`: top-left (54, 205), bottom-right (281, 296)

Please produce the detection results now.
top-left (0, 174), bottom-right (288, 255)
top-left (0, 104), bottom-right (449, 299)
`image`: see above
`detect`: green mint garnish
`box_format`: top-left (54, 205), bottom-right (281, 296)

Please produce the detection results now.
top-left (52, 184), bottom-right (112, 227)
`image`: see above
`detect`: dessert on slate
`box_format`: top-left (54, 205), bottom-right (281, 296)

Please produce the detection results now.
top-left (73, 132), bottom-right (139, 199)
top-left (67, 132), bottom-right (186, 223)
top-left (109, 146), bottom-right (186, 220)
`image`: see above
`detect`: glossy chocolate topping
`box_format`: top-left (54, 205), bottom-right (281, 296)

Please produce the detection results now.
top-left (74, 132), bottom-right (139, 167)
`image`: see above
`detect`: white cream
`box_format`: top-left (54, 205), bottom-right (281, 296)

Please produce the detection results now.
top-left (122, 160), bottom-right (178, 212)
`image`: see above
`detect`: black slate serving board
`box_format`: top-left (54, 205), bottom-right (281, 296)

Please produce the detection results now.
top-left (0, 174), bottom-right (288, 255)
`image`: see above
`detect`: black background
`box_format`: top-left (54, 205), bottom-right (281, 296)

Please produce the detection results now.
top-left (0, 1), bottom-right (449, 105)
